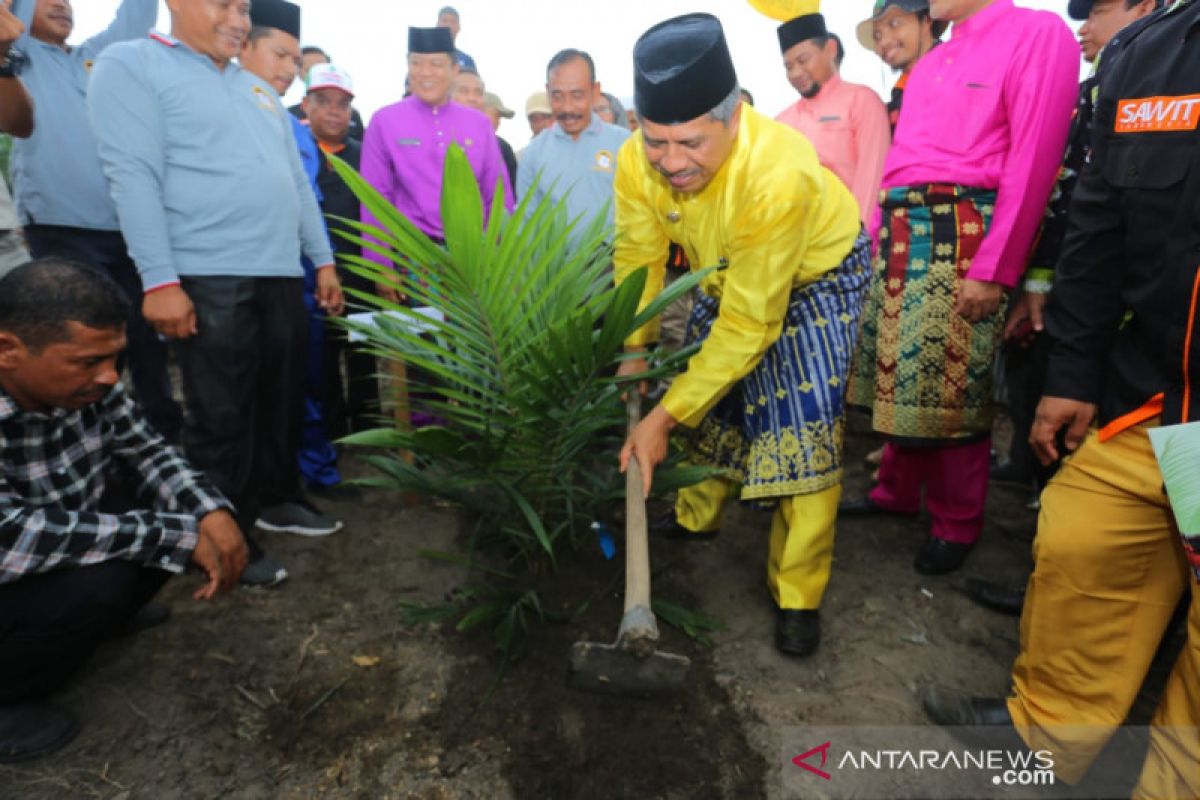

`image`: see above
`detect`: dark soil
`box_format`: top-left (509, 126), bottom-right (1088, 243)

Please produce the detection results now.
top-left (0, 423), bottom-right (1180, 799)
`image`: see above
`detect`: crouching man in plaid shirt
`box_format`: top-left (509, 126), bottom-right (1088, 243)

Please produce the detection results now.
top-left (0, 259), bottom-right (248, 762)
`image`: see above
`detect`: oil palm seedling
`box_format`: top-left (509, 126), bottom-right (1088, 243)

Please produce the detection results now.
top-left (327, 146), bottom-right (712, 656)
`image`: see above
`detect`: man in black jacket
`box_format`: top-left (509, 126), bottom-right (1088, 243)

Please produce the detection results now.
top-left (289, 46), bottom-right (365, 141)
top-left (302, 64), bottom-right (377, 437)
top-left (923, 4), bottom-right (1200, 795)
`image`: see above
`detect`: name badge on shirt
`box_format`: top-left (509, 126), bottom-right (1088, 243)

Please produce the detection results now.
top-left (1115, 94), bottom-right (1200, 133)
top-left (818, 115), bottom-right (842, 123)
top-left (396, 138), bottom-right (422, 147)
top-left (593, 149), bottom-right (614, 172)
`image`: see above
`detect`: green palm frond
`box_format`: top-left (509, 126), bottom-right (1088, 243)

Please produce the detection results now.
top-left (327, 145), bottom-right (715, 655)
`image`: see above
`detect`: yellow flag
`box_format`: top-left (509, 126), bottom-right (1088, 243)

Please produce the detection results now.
top-left (746, 0), bottom-right (821, 21)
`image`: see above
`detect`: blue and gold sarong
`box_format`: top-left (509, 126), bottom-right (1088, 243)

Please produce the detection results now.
top-left (681, 233), bottom-right (872, 504)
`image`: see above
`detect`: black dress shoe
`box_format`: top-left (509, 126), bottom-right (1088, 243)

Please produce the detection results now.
top-left (0, 703), bottom-right (79, 764)
top-left (963, 578), bottom-right (1026, 617)
top-left (921, 685), bottom-right (1013, 727)
top-left (648, 512), bottom-right (717, 541)
top-left (913, 537), bottom-right (973, 575)
top-left (920, 686), bottom-right (1030, 750)
top-left (837, 496), bottom-right (917, 517)
top-left (775, 609), bottom-right (820, 657)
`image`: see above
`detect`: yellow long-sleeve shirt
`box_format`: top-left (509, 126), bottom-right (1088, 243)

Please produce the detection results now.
top-left (614, 105), bottom-right (861, 429)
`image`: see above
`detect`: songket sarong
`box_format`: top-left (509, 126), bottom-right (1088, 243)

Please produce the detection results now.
top-left (681, 233), bottom-right (872, 504)
top-left (848, 184), bottom-right (1006, 440)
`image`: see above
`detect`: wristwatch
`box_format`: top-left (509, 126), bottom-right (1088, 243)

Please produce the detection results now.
top-left (0, 47), bottom-right (27, 78)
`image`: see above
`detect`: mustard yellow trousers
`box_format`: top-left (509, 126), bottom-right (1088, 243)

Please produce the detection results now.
top-left (675, 477), bottom-right (840, 610)
top-left (1007, 421), bottom-right (1199, 798)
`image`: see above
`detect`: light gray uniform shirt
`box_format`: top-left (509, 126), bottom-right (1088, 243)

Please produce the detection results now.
top-left (87, 32), bottom-right (334, 290)
top-left (11, 0), bottom-right (157, 230)
top-left (516, 115), bottom-right (630, 247)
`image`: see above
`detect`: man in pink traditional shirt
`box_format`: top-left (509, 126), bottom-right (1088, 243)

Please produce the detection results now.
top-left (844, 0), bottom-right (1077, 575)
top-left (775, 13), bottom-right (891, 227)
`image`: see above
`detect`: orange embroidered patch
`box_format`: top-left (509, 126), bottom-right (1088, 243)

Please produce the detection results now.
top-left (1115, 94), bottom-right (1200, 133)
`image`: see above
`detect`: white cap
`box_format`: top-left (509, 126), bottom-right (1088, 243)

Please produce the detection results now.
top-left (306, 63), bottom-right (355, 97)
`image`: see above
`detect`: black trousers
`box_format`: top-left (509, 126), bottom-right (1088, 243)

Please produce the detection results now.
top-left (0, 562), bottom-right (169, 705)
top-left (1001, 334), bottom-right (1057, 487)
top-left (175, 276), bottom-right (307, 554)
top-left (323, 267), bottom-right (379, 436)
top-left (24, 225), bottom-right (183, 442)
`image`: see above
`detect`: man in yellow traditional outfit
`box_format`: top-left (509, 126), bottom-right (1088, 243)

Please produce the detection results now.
top-left (615, 12), bottom-right (871, 656)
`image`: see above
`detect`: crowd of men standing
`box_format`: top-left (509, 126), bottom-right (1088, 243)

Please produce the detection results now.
top-left (0, 1), bottom-right (1196, 795)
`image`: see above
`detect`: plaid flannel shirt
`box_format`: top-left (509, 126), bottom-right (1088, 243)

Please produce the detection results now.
top-left (0, 382), bottom-right (232, 583)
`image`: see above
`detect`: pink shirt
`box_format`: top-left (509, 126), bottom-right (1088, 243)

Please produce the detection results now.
top-left (776, 74), bottom-right (891, 226)
top-left (878, 0), bottom-right (1078, 288)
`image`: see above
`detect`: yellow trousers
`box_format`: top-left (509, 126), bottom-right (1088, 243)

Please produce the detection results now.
top-left (1007, 421), bottom-right (1200, 797)
top-left (676, 477), bottom-right (840, 610)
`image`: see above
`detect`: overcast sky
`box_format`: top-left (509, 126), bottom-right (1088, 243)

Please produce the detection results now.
top-left (71, 1), bottom-right (1084, 149)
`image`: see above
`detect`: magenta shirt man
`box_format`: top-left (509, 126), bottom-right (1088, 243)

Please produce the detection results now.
top-left (878, 0), bottom-right (1078, 288)
top-left (849, 0), bottom-right (1077, 576)
top-left (360, 26), bottom-right (512, 260)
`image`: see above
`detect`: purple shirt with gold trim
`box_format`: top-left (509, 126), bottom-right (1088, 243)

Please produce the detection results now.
top-left (360, 97), bottom-right (513, 254)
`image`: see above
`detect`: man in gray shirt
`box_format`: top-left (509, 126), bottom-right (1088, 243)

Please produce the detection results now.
top-left (0, 1), bottom-right (30, 278)
top-left (11, 0), bottom-right (181, 440)
top-left (88, 0), bottom-right (343, 588)
top-left (517, 49), bottom-right (630, 250)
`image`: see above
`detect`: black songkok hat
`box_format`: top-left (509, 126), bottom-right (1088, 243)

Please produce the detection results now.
top-left (249, 0), bottom-right (301, 40)
top-left (633, 13), bottom-right (738, 125)
top-left (408, 27), bottom-right (455, 54)
top-left (777, 13), bottom-right (827, 54)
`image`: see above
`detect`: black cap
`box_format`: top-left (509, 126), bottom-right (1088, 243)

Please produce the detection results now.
top-left (1067, 0), bottom-right (1094, 20)
top-left (249, 0), bottom-right (300, 40)
top-left (777, 13), bottom-right (827, 54)
top-left (408, 26), bottom-right (455, 54)
top-left (633, 13), bottom-right (738, 125)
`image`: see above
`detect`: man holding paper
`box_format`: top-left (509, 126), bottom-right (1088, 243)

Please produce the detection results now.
top-left (921, 3), bottom-right (1200, 796)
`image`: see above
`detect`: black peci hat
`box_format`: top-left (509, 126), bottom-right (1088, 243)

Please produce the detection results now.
top-left (408, 27), bottom-right (455, 54)
top-left (249, 0), bottom-right (301, 40)
top-left (633, 13), bottom-right (738, 125)
top-left (777, 13), bottom-right (827, 54)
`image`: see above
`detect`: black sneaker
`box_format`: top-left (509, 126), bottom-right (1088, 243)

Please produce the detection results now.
top-left (256, 501), bottom-right (343, 537)
top-left (239, 553), bottom-right (289, 588)
top-left (0, 703), bottom-right (79, 763)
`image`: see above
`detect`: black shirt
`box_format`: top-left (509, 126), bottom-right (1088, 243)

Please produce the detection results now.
top-left (314, 138), bottom-right (374, 295)
top-left (498, 136), bottom-right (517, 194)
top-left (1043, 1), bottom-right (1200, 428)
